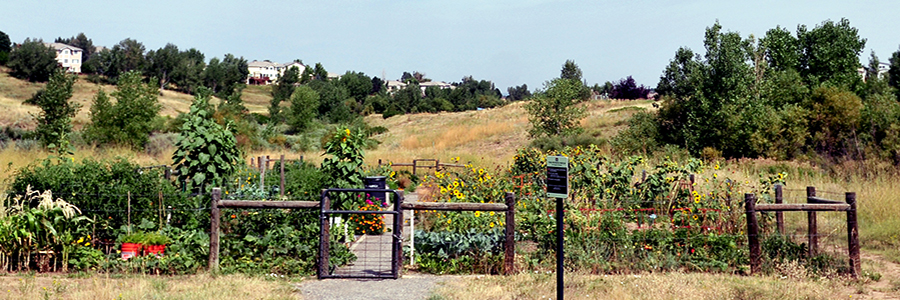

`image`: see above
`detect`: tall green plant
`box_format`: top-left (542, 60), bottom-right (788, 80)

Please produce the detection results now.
top-left (172, 87), bottom-right (243, 193)
top-left (84, 70), bottom-right (161, 149)
top-left (32, 69), bottom-right (79, 153)
top-left (320, 126), bottom-right (366, 209)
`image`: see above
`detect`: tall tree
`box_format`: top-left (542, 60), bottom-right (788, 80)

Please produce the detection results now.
top-left (797, 18), bottom-right (866, 88)
top-left (203, 54), bottom-right (248, 98)
top-left (339, 71), bottom-right (373, 103)
top-left (33, 70), bottom-right (78, 151)
top-left (525, 78), bottom-right (587, 138)
top-left (656, 47), bottom-right (700, 99)
top-left (115, 38), bottom-right (146, 73)
top-left (760, 26), bottom-right (799, 72)
top-left (888, 47), bottom-right (900, 100)
top-left (313, 63), bottom-right (328, 81)
top-left (561, 60), bottom-right (583, 81)
top-left (0, 30), bottom-right (10, 65)
top-left (287, 85), bottom-right (320, 132)
top-left (8, 38), bottom-right (59, 82)
top-left (507, 84), bottom-right (531, 101)
top-left (84, 71), bottom-right (161, 149)
top-left (371, 77), bottom-right (385, 94)
top-left (269, 65), bottom-right (301, 123)
top-left (145, 43), bottom-right (181, 92)
top-left (171, 48), bottom-right (206, 94)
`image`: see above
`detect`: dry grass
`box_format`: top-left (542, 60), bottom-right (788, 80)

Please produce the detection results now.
top-left (0, 273), bottom-right (299, 300)
top-left (0, 67), bottom-right (273, 130)
top-left (434, 272), bottom-right (852, 300)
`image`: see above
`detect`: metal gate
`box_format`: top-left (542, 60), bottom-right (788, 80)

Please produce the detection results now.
top-left (318, 188), bottom-right (404, 279)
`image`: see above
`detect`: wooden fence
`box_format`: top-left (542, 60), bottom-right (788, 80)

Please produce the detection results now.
top-left (207, 188), bottom-right (517, 276)
top-left (380, 158), bottom-right (467, 175)
top-left (744, 186), bottom-right (860, 278)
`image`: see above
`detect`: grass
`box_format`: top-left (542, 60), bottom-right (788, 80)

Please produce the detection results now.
top-left (0, 272), bottom-right (299, 300)
top-left (0, 67), bottom-right (272, 130)
top-left (433, 272), bottom-right (854, 300)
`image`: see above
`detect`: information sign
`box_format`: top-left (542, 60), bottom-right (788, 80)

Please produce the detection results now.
top-left (546, 155), bottom-right (568, 198)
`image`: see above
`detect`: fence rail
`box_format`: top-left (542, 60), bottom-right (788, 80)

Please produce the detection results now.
top-left (744, 186), bottom-right (860, 278)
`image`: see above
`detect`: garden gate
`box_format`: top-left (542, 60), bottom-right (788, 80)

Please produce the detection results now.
top-left (318, 188), bottom-right (405, 279)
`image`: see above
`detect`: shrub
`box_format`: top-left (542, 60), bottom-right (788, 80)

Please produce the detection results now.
top-left (7, 38), bottom-right (59, 82)
top-left (83, 71), bottom-right (162, 149)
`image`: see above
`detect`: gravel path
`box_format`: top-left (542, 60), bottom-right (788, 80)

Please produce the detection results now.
top-left (296, 273), bottom-right (458, 300)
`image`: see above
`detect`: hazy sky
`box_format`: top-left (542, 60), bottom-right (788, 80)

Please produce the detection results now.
top-left (3, 1), bottom-right (900, 92)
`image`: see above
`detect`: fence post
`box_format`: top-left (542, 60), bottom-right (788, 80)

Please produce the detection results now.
top-left (775, 184), bottom-right (784, 235)
top-left (209, 188), bottom-right (221, 272)
top-left (259, 156), bottom-right (266, 192)
top-left (393, 190), bottom-right (405, 279)
top-left (280, 154), bottom-right (285, 198)
top-left (504, 192), bottom-right (517, 275)
top-left (745, 193), bottom-right (760, 275)
top-left (318, 190), bottom-right (331, 279)
top-left (807, 186), bottom-right (818, 257)
top-left (846, 192), bottom-right (860, 278)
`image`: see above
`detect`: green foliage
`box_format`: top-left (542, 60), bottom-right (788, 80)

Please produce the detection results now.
top-left (612, 111), bottom-right (660, 154)
top-left (560, 59), bottom-right (583, 81)
top-left (0, 30), bottom-right (9, 65)
top-left (803, 86), bottom-right (862, 155)
top-left (348, 203), bottom-right (385, 235)
top-left (203, 54), bottom-right (249, 99)
top-left (172, 87), bottom-right (243, 193)
top-left (32, 70), bottom-right (78, 152)
top-left (320, 126), bottom-right (367, 209)
top-left (269, 66), bottom-right (301, 123)
top-left (84, 71), bottom-right (161, 149)
top-left (287, 85), bottom-right (320, 133)
top-left (525, 78), bottom-right (587, 138)
top-left (0, 187), bottom-right (92, 272)
top-left (145, 43), bottom-right (181, 91)
top-left (797, 18), bottom-right (866, 89)
top-left (8, 38), bottom-right (59, 82)
top-left (414, 229), bottom-right (505, 274)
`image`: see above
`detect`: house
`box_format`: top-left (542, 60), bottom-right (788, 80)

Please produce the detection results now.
top-left (859, 62), bottom-right (891, 82)
top-left (247, 60), bottom-right (307, 85)
top-left (247, 60), bottom-right (280, 85)
top-left (44, 43), bottom-right (82, 73)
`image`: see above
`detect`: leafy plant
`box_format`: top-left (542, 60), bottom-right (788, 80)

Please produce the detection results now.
top-left (172, 87), bottom-right (243, 193)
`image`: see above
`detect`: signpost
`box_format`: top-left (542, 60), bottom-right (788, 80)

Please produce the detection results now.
top-left (546, 155), bottom-right (568, 300)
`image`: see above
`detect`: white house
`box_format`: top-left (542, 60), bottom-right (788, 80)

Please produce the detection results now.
top-left (247, 60), bottom-right (307, 85)
top-left (44, 43), bottom-right (82, 73)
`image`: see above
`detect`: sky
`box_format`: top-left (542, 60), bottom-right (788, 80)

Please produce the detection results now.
top-left (3, 0), bottom-right (900, 93)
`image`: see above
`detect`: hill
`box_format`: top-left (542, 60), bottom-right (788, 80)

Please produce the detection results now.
top-left (0, 67), bottom-right (272, 130)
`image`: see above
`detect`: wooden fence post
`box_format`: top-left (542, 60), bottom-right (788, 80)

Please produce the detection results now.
top-left (318, 190), bottom-right (331, 279)
top-left (393, 190), bottom-right (405, 279)
top-left (504, 192), bottom-right (516, 275)
top-left (280, 155), bottom-right (285, 198)
top-left (209, 188), bottom-right (221, 272)
top-left (807, 186), bottom-right (818, 257)
top-left (745, 193), bottom-right (760, 275)
top-left (775, 184), bottom-right (784, 235)
top-left (259, 156), bottom-right (266, 192)
top-left (846, 192), bottom-right (860, 278)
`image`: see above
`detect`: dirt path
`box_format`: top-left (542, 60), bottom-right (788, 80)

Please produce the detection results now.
top-left (858, 251), bottom-right (900, 299)
top-left (296, 273), bottom-right (459, 300)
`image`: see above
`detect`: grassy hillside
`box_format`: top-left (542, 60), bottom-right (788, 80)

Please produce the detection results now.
top-left (0, 66), bottom-right (271, 130)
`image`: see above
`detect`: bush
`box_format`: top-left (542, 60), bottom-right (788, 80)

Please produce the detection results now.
top-left (7, 38), bottom-right (59, 82)
top-left (83, 71), bottom-right (162, 149)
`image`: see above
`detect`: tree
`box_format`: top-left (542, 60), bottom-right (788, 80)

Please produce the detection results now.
top-left (760, 26), bottom-right (799, 72)
top-left (560, 60), bottom-right (583, 81)
top-left (170, 48), bottom-right (206, 94)
top-left (313, 63), bottom-right (328, 81)
top-left (84, 71), bottom-right (161, 149)
top-left (888, 47), bottom-right (900, 100)
top-left (33, 70), bottom-right (78, 151)
top-left (610, 76), bottom-right (650, 100)
top-left (172, 87), bottom-right (243, 193)
top-left (8, 38), bottom-right (60, 82)
top-left (339, 71), bottom-right (373, 104)
top-left (202, 54), bottom-right (248, 98)
top-left (525, 78), bottom-right (587, 138)
top-left (145, 43), bottom-right (181, 92)
top-left (656, 47), bottom-right (700, 99)
top-left (798, 18), bottom-right (866, 88)
top-left (300, 65), bottom-right (313, 84)
top-left (507, 84), bottom-right (531, 101)
top-left (287, 85), bottom-right (320, 132)
top-left (0, 30), bottom-right (10, 65)
top-left (115, 38), bottom-right (145, 73)
top-left (371, 77), bottom-right (385, 94)
top-left (269, 65), bottom-right (301, 123)
top-left (309, 80), bottom-right (352, 123)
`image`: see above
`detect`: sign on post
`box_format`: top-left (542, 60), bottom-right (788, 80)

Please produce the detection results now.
top-left (546, 156), bottom-right (568, 198)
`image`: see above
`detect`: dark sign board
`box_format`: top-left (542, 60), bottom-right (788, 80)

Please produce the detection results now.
top-left (546, 155), bottom-right (568, 198)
